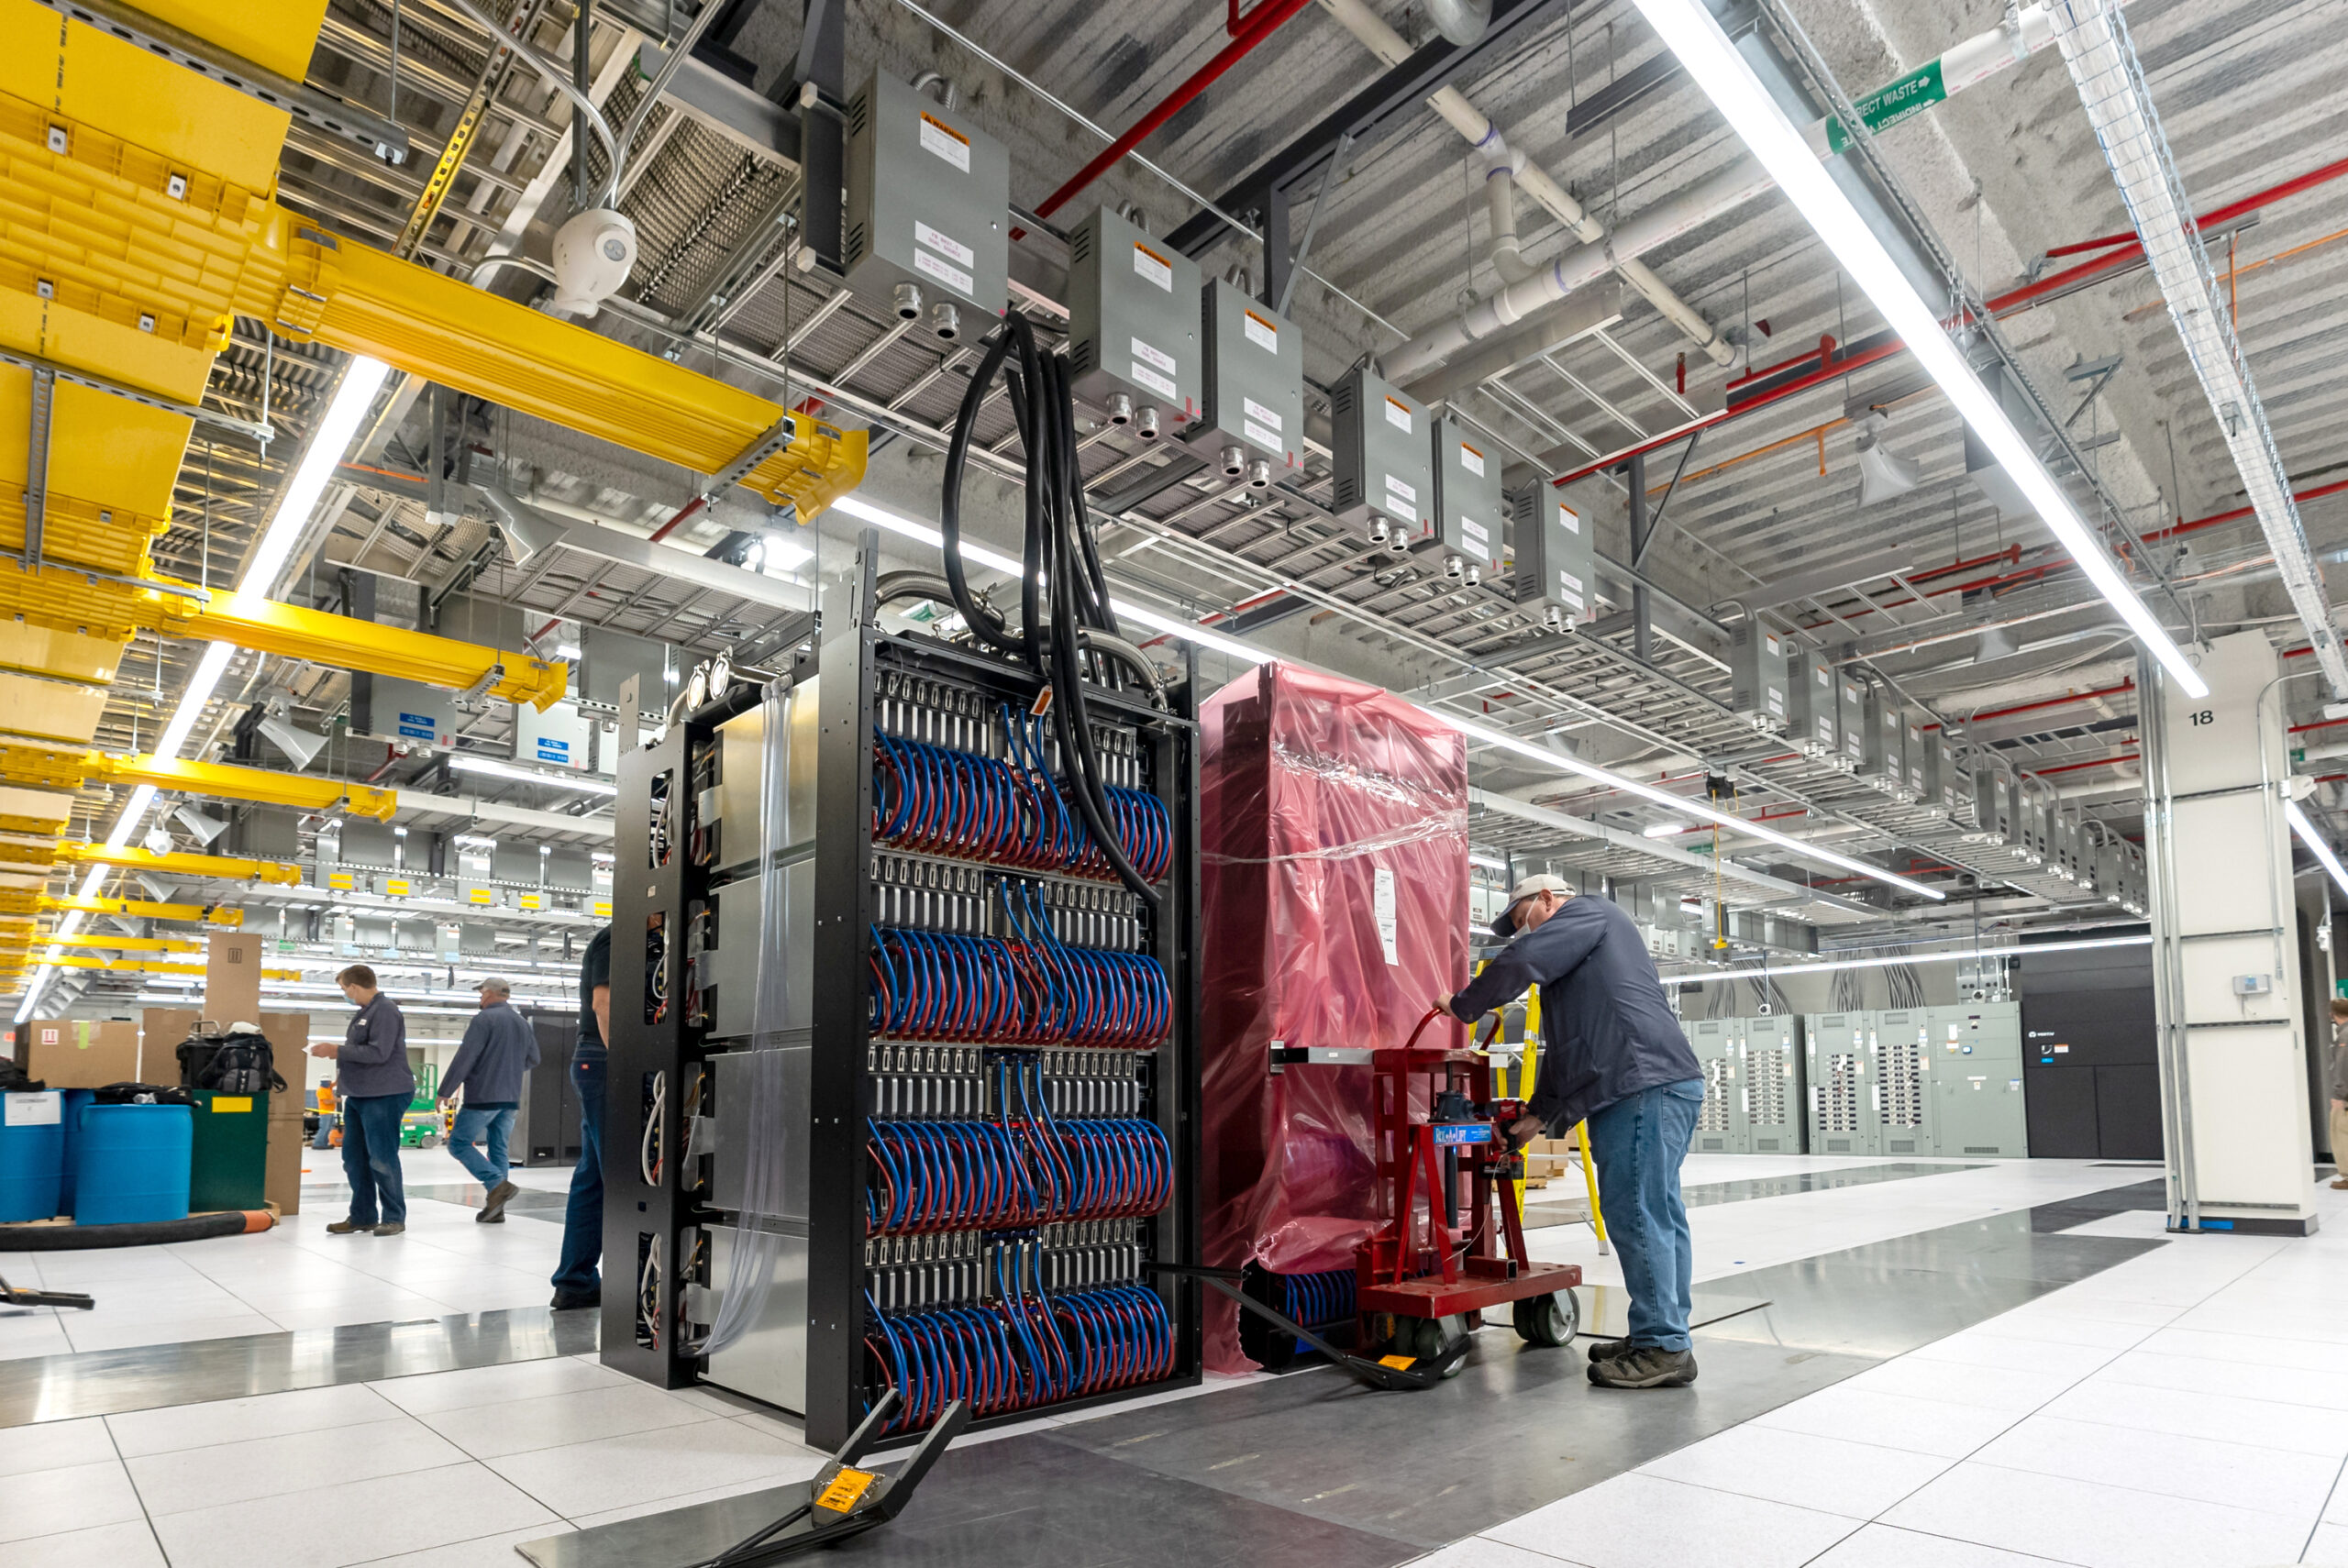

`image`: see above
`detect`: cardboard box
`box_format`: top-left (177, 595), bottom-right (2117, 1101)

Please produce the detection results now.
top-left (206, 933), bottom-right (263, 1030)
top-left (22, 1019), bottom-right (139, 1088)
top-left (142, 1009), bottom-right (202, 1086)
top-left (265, 1103), bottom-right (305, 1216)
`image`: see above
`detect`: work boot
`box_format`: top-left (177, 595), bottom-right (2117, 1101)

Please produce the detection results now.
top-left (326, 1220), bottom-right (365, 1234)
top-left (371, 1222), bottom-right (406, 1236)
top-left (1586, 1337), bottom-right (1632, 1364)
top-left (1589, 1346), bottom-right (1698, 1388)
top-left (482, 1180), bottom-right (519, 1221)
top-left (475, 1209), bottom-right (506, 1223)
top-left (551, 1286), bottom-right (602, 1311)
top-left (2331, 1176), bottom-right (2348, 1191)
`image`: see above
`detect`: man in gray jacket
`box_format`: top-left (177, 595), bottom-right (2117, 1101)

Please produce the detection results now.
top-left (311, 965), bottom-right (416, 1235)
top-left (439, 978), bottom-right (541, 1222)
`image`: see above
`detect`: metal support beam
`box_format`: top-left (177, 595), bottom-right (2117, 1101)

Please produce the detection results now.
top-left (24, 366), bottom-right (54, 571)
top-left (1627, 450), bottom-right (1652, 664)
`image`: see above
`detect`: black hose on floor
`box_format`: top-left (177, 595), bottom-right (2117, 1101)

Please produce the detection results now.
top-left (0, 1210), bottom-right (270, 1250)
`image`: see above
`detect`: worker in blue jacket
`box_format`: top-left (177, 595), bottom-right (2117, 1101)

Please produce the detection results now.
top-left (1438, 874), bottom-right (1704, 1389)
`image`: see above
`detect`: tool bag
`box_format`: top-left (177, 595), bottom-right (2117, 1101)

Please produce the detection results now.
top-left (177, 1024), bottom-right (288, 1095)
top-left (92, 1082), bottom-right (196, 1106)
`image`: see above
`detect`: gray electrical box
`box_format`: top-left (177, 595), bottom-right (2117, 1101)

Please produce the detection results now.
top-left (1786, 648), bottom-right (1837, 758)
top-left (1970, 765), bottom-right (2010, 845)
top-left (1743, 1014), bottom-right (1806, 1153)
top-left (1689, 1020), bottom-right (1748, 1154)
top-left (1904, 718), bottom-right (1930, 804)
top-left (1805, 1011), bottom-right (1879, 1156)
top-left (1835, 669), bottom-right (1867, 774)
top-left (842, 72), bottom-right (1009, 325)
top-left (1430, 419), bottom-right (1502, 577)
top-left (1730, 623), bottom-right (1790, 734)
top-left (1858, 687), bottom-right (1905, 796)
top-left (1873, 1008), bottom-right (1935, 1155)
top-left (513, 699), bottom-right (593, 771)
top-left (1510, 487), bottom-right (1593, 629)
top-left (1938, 738), bottom-right (1971, 826)
top-left (352, 674), bottom-right (455, 749)
top-left (1185, 280), bottom-right (1302, 481)
top-left (1067, 205), bottom-right (1201, 433)
top-left (1332, 367), bottom-right (1432, 537)
top-left (1925, 1002), bottom-right (2026, 1157)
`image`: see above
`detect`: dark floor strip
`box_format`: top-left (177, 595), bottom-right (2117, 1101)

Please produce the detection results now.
top-left (533, 1173), bottom-right (2167, 1568)
top-left (0, 1305), bottom-right (599, 1428)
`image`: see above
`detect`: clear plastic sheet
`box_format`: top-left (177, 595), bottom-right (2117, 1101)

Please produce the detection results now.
top-left (1198, 662), bottom-right (1468, 1373)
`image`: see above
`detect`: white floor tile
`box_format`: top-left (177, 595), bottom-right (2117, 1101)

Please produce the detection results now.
top-left (0, 1459), bottom-right (144, 1544)
top-left (2304, 1520), bottom-right (2348, 1564)
top-left (369, 1356), bottom-right (631, 1416)
top-left (345, 1523), bottom-right (576, 1568)
top-left (489, 1419), bottom-right (828, 1519)
top-left (565, 1474), bottom-right (812, 1531)
top-left (127, 1414), bottom-right (468, 1515)
top-left (108, 1381), bottom-right (403, 1457)
top-left (1803, 1522), bottom-right (2088, 1567)
top-left (149, 1461), bottom-right (557, 1568)
top-left (1838, 1355), bottom-right (2073, 1413)
top-left (1405, 1539), bottom-right (1584, 1567)
top-left (1749, 1383), bottom-right (2027, 1459)
top-left (1484, 1473), bottom-right (1858, 1568)
top-left (1639, 1424), bottom-right (1950, 1518)
top-left (2095, 1346), bottom-right (2348, 1411)
top-left (1881, 1460), bottom-right (2310, 1568)
top-left (0, 1415), bottom-right (116, 1474)
top-left (1971, 1414), bottom-right (2341, 1518)
top-left (2043, 1375), bottom-right (2348, 1458)
top-left (61, 1312), bottom-right (282, 1355)
top-left (1959, 1310), bottom-right (2164, 1351)
top-left (421, 1381), bottom-right (720, 1460)
top-left (2, 1519), bottom-right (168, 1568)
top-left (1905, 1330), bottom-right (2127, 1379)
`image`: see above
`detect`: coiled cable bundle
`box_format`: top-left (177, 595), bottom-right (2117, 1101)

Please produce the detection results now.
top-left (867, 909), bottom-right (1168, 1050)
top-left (861, 1274), bottom-right (1175, 1433)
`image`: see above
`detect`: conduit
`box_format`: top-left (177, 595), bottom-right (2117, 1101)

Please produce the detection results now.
top-left (1378, 0), bottom-right (2112, 383)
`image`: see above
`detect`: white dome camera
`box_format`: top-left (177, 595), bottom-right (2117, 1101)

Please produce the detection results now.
top-left (549, 207), bottom-right (637, 318)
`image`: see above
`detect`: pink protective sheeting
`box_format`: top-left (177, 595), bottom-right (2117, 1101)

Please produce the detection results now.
top-left (1198, 662), bottom-right (1468, 1373)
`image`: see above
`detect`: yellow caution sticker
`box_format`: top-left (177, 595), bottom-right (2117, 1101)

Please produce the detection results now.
top-left (814, 1467), bottom-right (879, 1514)
top-left (211, 1097), bottom-right (253, 1113)
top-left (1377, 1353), bottom-right (1417, 1371)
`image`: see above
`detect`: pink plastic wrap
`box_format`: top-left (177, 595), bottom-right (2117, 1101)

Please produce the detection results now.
top-left (1199, 662), bottom-right (1469, 1373)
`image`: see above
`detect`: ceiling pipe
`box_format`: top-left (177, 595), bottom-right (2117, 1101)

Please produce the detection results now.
top-left (1379, 0), bottom-right (2117, 384)
top-left (1313, 0), bottom-right (1733, 365)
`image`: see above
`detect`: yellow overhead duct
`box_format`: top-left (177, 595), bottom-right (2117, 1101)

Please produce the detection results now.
top-left (0, 840), bottom-right (305, 884)
top-left (0, 746), bottom-right (398, 819)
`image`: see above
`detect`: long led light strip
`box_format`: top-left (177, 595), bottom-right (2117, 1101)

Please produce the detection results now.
top-left (2287, 801), bottom-right (2348, 896)
top-left (449, 755), bottom-right (620, 797)
top-left (1623, 0), bottom-right (2207, 702)
top-left (831, 494), bottom-right (1944, 900)
top-left (16, 357), bottom-right (395, 1021)
top-left (1657, 932), bottom-right (2149, 987)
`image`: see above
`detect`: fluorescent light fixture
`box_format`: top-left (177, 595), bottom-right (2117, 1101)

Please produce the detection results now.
top-left (1643, 821), bottom-right (1685, 838)
top-left (761, 530), bottom-right (814, 573)
top-left (1624, 0), bottom-right (2207, 701)
top-left (555, 643), bottom-right (583, 659)
top-left (449, 756), bottom-right (619, 797)
top-left (1658, 932), bottom-right (2147, 986)
top-left (835, 491), bottom-right (1942, 902)
top-left (1468, 852), bottom-right (1510, 872)
top-left (2287, 801), bottom-right (2348, 896)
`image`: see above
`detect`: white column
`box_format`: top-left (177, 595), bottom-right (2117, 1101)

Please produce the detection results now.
top-left (2143, 630), bottom-right (2319, 1234)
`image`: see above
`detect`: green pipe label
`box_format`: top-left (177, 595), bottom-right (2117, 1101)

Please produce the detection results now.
top-left (1826, 58), bottom-right (1948, 155)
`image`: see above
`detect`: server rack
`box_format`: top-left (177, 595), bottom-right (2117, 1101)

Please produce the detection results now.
top-left (604, 601), bottom-right (1202, 1450)
top-left (1741, 1014), bottom-right (1806, 1153)
top-left (1688, 1019), bottom-right (1747, 1154)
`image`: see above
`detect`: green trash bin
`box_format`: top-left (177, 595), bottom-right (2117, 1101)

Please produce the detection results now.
top-left (188, 1089), bottom-right (270, 1211)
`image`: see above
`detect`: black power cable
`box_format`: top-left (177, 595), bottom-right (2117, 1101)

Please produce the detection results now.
top-left (938, 316), bottom-right (1158, 911)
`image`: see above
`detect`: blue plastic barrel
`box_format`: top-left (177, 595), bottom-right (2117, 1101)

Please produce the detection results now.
top-left (55, 1088), bottom-right (93, 1215)
top-left (72, 1103), bottom-right (193, 1226)
top-left (0, 1091), bottom-right (67, 1221)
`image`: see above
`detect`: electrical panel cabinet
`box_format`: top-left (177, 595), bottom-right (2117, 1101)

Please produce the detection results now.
top-left (1510, 488), bottom-right (1594, 630)
top-left (1187, 281), bottom-right (1302, 481)
top-left (1067, 204), bottom-right (1202, 435)
top-left (1742, 1014), bottom-right (1805, 1153)
top-left (1835, 669), bottom-right (1867, 775)
top-left (1805, 1011), bottom-right (1879, 1155)
top-left (1873, 1008), bottom-right (1934, 1155)
top-left (1858, 688), bottom-right (1906, 797)
top-left (1430, 419), bottom-right (1503, 580)
top-left (1331, 368), bottom-right (1433, 540)
top-left (843, 72), bottom-right (1009, 326)
top-left (1786, 649), bottom-right (1838, 759)
top-left (605, 605), bottom-right (1201, 1450)
top-left (1903, 720), bottom-right (1930, 806)
top-left (352, 674), bottom-right (455, 749)
top-left (1689, 1019), bottom-right (1748, 1154)
top-left (1730, 623), bottom-right (1790, 734)
top-left (513, 698), bottom-right (593, 771)
top-left (1924, 1002), bottom-right (2027, 1157)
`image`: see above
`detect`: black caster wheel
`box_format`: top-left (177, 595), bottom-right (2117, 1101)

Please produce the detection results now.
top-left (1513, 1288), bottom-right (1578, 1348)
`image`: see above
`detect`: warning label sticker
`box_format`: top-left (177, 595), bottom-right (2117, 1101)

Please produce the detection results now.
top-left (1375, 866), bottom-right (1399, 965)
top-left (918, 112), bottom-right (970, 171)
top-left (1133, 241), bottom-right (1173, 292)
top-left (1243, 309), bottom-right (1278, 352)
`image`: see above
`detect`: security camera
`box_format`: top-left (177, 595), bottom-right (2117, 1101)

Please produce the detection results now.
top-left (548, 207), bottom-right (637, 318)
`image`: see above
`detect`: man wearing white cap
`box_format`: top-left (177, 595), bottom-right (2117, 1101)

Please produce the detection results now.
top-left (437, 978), bottom-right (540, 1222)
top-left (1437, 873), bottom-right (1704, 1389)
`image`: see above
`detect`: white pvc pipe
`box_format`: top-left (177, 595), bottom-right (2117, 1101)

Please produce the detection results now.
top-left (1379, 1), bottom-right (2078, 384)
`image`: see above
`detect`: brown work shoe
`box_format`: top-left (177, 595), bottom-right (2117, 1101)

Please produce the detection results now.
top-left (1589, 1346), bottom-right (1698, 1388)
top-left (482, 1180), bottom-right (520, 1221)
top-left (326, 1220), bottom-right (364, 1234)
top-left (371, 1222), bottom-right (406, 1236)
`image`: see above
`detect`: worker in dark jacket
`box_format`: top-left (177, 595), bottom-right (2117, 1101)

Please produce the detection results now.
top-left (1439, 874), bottom-right (1704, 1389)
top-left (438, 978), bottom-right (541, 1221)
top-left (311, 965), bottom-right (416, 1236)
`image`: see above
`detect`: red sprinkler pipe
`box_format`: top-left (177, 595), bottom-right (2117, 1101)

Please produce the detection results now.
top-left (1034, 0), bottom-right (1316, 221)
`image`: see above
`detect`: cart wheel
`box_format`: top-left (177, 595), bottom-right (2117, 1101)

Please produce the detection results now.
top-left (1514, 1289), bottom-right (1578, 1348)
top-left (1434, 1314), bottom-right (1469, 1379)
top-left (1408, 1317), bottom-right (1446, 1361)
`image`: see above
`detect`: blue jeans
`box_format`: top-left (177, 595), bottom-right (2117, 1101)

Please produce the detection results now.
top-left (340, 1093), bottom-right (410, 1228)
top-left (551, 1056), bottom-right (604, 1297)
top-left (449, 1104), bottom-right (516, 1192)
top-left (1587, 1078), bottom-right (1704, 1353)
